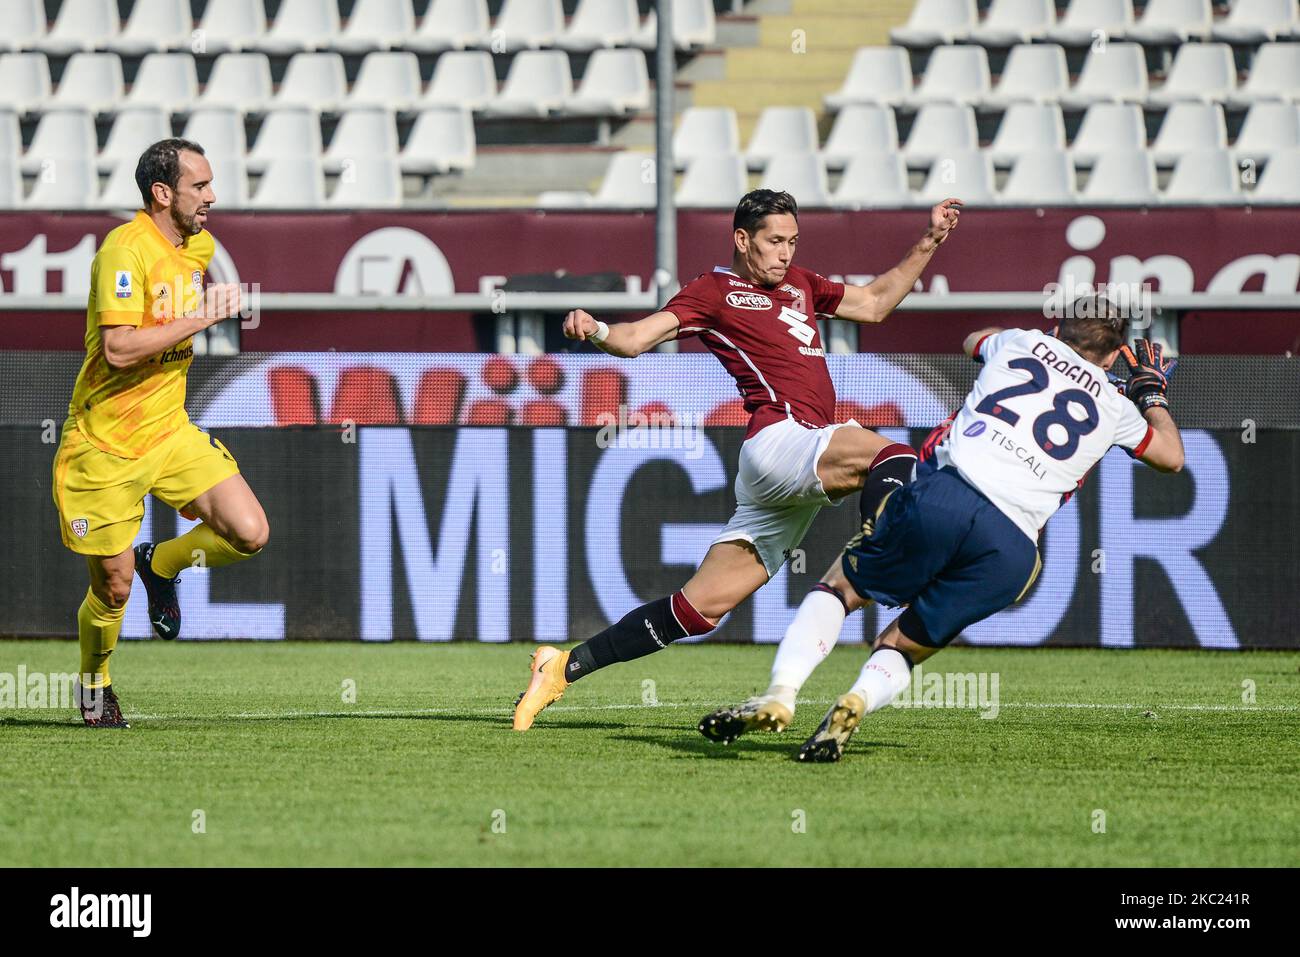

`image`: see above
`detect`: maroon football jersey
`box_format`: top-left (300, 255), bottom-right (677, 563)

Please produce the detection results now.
top-left (663, 265), bottom-right (846, 438)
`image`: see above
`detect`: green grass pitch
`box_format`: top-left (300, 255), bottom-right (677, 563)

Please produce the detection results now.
top-left (1, 640), bottom-right (1297, 867)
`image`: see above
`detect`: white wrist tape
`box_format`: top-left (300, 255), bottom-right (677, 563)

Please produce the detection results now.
top-left (589, 320), bottom-right (610, 344)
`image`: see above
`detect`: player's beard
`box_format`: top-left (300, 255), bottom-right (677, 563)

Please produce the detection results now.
top-left (170, 204), bottom-right (204, 236)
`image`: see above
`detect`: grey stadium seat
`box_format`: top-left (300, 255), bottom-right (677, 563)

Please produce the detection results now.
top-left (194, 0), bottom-right (268, 54)
top-left (831, 152), bottom-right (912, 209)
top-left (676, 154), bottom-right (748, 207)
top-left (246, 108), bottom-right (323, 174)
top-left (1151, 102), bottom-right (1228, 166)
top-left (1163, 149), bottom-right (1244, 205)
top-left (258, 0), bottom-right (342, 56)
top-left (822, 105), bottom-right (900, 170)
top-left (1211, 0), bottom-right (1298, 44)
top-left (328, 155), bottom-right (403, 208)
top-left (970, 0), bottom-right (1057, 47)
top-left (405, 0), bottom-right (491, 52)
top-left (249, 155), bottom-right (327, 208)
top-left (1047, 0), bottom-right (1135, 46)
top-left (483, 51), bottom-right (573, 117)
top-left (274, 52), bottom-right (348, 112)
top-left (760, 153), bottom-right (831, 208)
top-left (39, 0), bottom-right (119, 56)
top-left (335, 0), bottom-right (416, 54)
top-left (2, 0), bottom-right (47, 53)
top-left (1228, 43), bottom-right (1300, 109)
top-left (1081, 149), bottom-right (1158, 204)
top-left (324, 108), bottom-right (399, 174)
top-left (917, 150), bottom-right (996, 206)
top-left (423, 51), bottom-right (497, 111)
top-left (1233, 102), bottom-right (1300, 164)
top-left (566, 49), bottom-right (651, 116)
top-left (348, 52), bottom-right (423, 112)
top-left (746, 107), bottom-right (820, 170)
top-left (111, 0), bottom-right (192, 56)
top-left (990, 103), bottom-right (1068, 166)
top-left (673, 107), bottom-right (740, 167)
top-left (400, 107), bottom-right (477, 174)
top-left (1147, 43), bottom-right (1237, 106)
top-left (999, 150), bottom-right (1079, 205)
top-left (890, 0), bottom-right (978, 47)
top-left (47, 53), bottom-right (124, 115)
top-left (494, 0), bottom-right (565, 51)
top-left (903, 103), bottom-right (980, 168)
top-left (25, 155), bottom-right (98, 208)
top-left (0, 53), bottom-right (53, 115)
top-left (635, 0), bottom-right (717, 51)
top-left (22, 110), bottom-right (96, 175)
top-left (1124, 0), bottom-right (1212, 45)
top-left (909, 45), bottom-right (991, 106)
top-left (1059, 42), bottom-right (1148, 109)
top-left (824, 46), bottom-right (913, 110)
top-left (124, 53), bottom-right (200, 114)
top-left (1071, 103), bottom-right (1147, 166)
top-left (559, 0), bottom-right (641, 52)
top-left (182, 108), bottom-right (248, 159)
top-left (983, 44), bottom-right (1070, 108)
top-left (197, 53), bottom-right (274, 113)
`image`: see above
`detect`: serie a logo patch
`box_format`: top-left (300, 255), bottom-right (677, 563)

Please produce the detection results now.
top-left (70, 518), bottom-right (88, 538)
top-left (115, 270), bottom-right (132, 298)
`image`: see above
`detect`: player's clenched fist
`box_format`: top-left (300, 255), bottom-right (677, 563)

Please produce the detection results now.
top-left (928, 198), bottom-right (963, 245)
top-left (563, 308), bottom-right (599, 340)
top-left (203, 283), bottom-right (242, 323)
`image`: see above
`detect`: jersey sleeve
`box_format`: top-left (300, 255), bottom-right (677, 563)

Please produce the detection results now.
top-left (661, 275), bottom-right (719, 340)
top-left (974, 328), bottom-right (1019, 364)
top-left (94, 244), bottom-right (146, 327)
top-left (807, 270), bottom-right (846, 317)
top-left (1113, 397), bottom-right (1153, 455)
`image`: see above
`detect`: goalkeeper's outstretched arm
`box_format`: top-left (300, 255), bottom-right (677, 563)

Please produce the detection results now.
top-left (1137, 406), bottom-right (1185, 473)
top-left (561, 308), bottom-right (680, 358)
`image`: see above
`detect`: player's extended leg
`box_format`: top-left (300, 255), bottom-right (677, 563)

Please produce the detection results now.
top-left (76, 549), bottom-right (135, 728)
top-left (512, 540), bottom-right (769, 731)
top-left (137, 473), bottom-right (269, 639)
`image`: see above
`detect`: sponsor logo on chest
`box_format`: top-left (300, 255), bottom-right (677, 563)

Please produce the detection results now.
top-left (726, 291), bottom-right (773, 311)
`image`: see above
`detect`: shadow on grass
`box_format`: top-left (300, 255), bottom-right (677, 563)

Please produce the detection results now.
top-left (612, 730), bottom-right (908, 760)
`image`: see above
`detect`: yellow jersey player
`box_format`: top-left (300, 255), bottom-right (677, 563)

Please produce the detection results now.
top-left (52, 139), bottom-right (270, 727)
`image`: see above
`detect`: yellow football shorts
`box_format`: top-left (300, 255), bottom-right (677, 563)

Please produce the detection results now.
top-left (52, 418), bottom-right (241, 556)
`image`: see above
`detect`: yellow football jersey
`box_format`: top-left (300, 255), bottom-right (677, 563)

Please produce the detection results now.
top-left (69, 211), bottom-right (215, 459)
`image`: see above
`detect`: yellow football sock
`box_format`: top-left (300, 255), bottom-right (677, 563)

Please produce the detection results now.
top-left (78, 588), bottom-right (126, 690)
top-left (150, 523), bottom-right (259, 578)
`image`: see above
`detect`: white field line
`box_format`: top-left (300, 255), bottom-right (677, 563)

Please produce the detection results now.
top-left (104, 699), bottom-right (1300, 722)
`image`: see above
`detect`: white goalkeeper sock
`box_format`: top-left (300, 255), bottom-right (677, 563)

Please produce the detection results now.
top-left (766, 587), bottom-right (848, 708)
top-left (849, 647), bottom-right (913, 713)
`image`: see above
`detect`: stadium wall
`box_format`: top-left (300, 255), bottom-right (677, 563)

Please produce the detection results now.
top-left (1, 209), bottom-right (1297, 353)
top-left (2, 352), bottom-right (1296, 648)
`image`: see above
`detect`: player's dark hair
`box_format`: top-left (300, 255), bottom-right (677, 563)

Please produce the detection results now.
top-left (733, 189), bottom-right (799, 236)
top-left (136, 138), bottom-right (206, 210)
top-left (1057, 294), bottom-right (1128, 363)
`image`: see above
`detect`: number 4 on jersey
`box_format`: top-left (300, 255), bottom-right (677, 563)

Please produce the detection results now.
top-left (777, 305), bottom-right (815, 346)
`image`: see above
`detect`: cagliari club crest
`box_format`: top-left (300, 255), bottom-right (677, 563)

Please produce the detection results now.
top-left (71, 518), bottom-right (88, 538)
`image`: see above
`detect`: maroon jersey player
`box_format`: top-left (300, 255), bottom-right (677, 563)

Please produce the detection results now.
top-left (513, 189), bottom-right (962, 731)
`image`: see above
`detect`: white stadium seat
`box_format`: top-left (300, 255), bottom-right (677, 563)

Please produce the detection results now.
top-left (1047, 0), bottom-right (1135, 46)
top-left (916, 150), bottom-right (996, 205)
top-left (673, 108), bottom-right (740, 167)
top-left (25, 155), bottom-right (98, 207)
top-left (591, 152), bottom-right (657, 208)
top-left (999, 150), bottom-right (1079, 205)
top-left (1163, 149), bottom-right (1243, 204)
top-left (903, 103), bottom-right (980, 167)
top-left (559, 0), bottom-right (641, 52)
top-left (1233, 102), bottom-right (1300, 164)
top-left (970, 0), bottom-right (1056, 47)
top-left (246, 108), bottom-right (323, 174)
top-left (676, 154), bottom-right (748, 207)
top-left (47, 52), bottom-right (124, 115)
top-left (182, 108), bottom-right (248, 159)
top-left (482, 50), bottom-right (572, 117)
top-left (400, 107), bottom-right (477, 174)
top-left (274, 53), bottom-right (348, 112)
top-left (111, 0), bottom-right (193, 56)
top-left (1228, 43), bottom-right (1300, 108)
top-left (0, 53), bottom-right (53, 115)
top-left (197, 53), bottom-right (274, 113)
top-left (258, 0), bottom-right (342, 55)
top-left (39, 0), bottom-right (119, 56)
top-left (349, 52), bottom-right (423, 111)
top-left (983, 44), bottom-right (1070, 107)
top-left (822, 105), bottom-right (899, 169)
top-left (832, 152), bottom-right (912, 208)
top-left (890, 0), bottom-right (978, 47)
top-left (746, 106), bottom-right (820, 170)
top-left (1212, 0), bottom-right (1298, 44)
top-left (1124, 0), bottom-right (1212, 45)
top-left (635, 0), bottom-right (717, 51)
top-left (1148, 43), bottom-right (1237, 106)
top-left (0, 111), bottom-right (20, 166)
top-left (423, 51), bottom-right (497, 111)
top-left (0, 155), bottom-right (23, 209)
top-left (1251, 149), bottom-right (1300, 203)
top-left (406, 0), bottom-right (491, 52)
top-left (990, 103), bottom-right (1067, 166)
top-left (1059, 42), bottom-right (1148, 108)
top-left (1151, 102), bottom-right (1228, 166)
top-left (125, 53), bottom-right (200, 114)
top-left (335, 0), bottom-right (416, 54)
top-left (761, 153), bottom-right (831, 207)
top-left (1071, 103), bottom-right (1147, 166)
top-left (194, 0), bottom-right (268, 54)
top-left (494, 0), bottom-right (565, 51)
top-left (324, 108), bottom-right (399, 174)
top-left (909, 44), bottom-right (991, 106)
top-left (1081, 149), bottom-right (1158, 204)
top-left (329, 155), bottom-right (403, 207)
top-left (97, 159), bottom-right (147, 208)
top-left (250, 155), bottom-right (326, 208)
top-left (98, 108), bottom-right (171, 173)
top-left (824, 46), bottom-right (912, 110)
top-left (207, 154), bottom-right (250, 208)
top-left (567, 49), bottom-right (650, 116)
top-left (23, 111), bottom-right (96, 175)
top-left (1, 0), bottom-right (47, 53)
